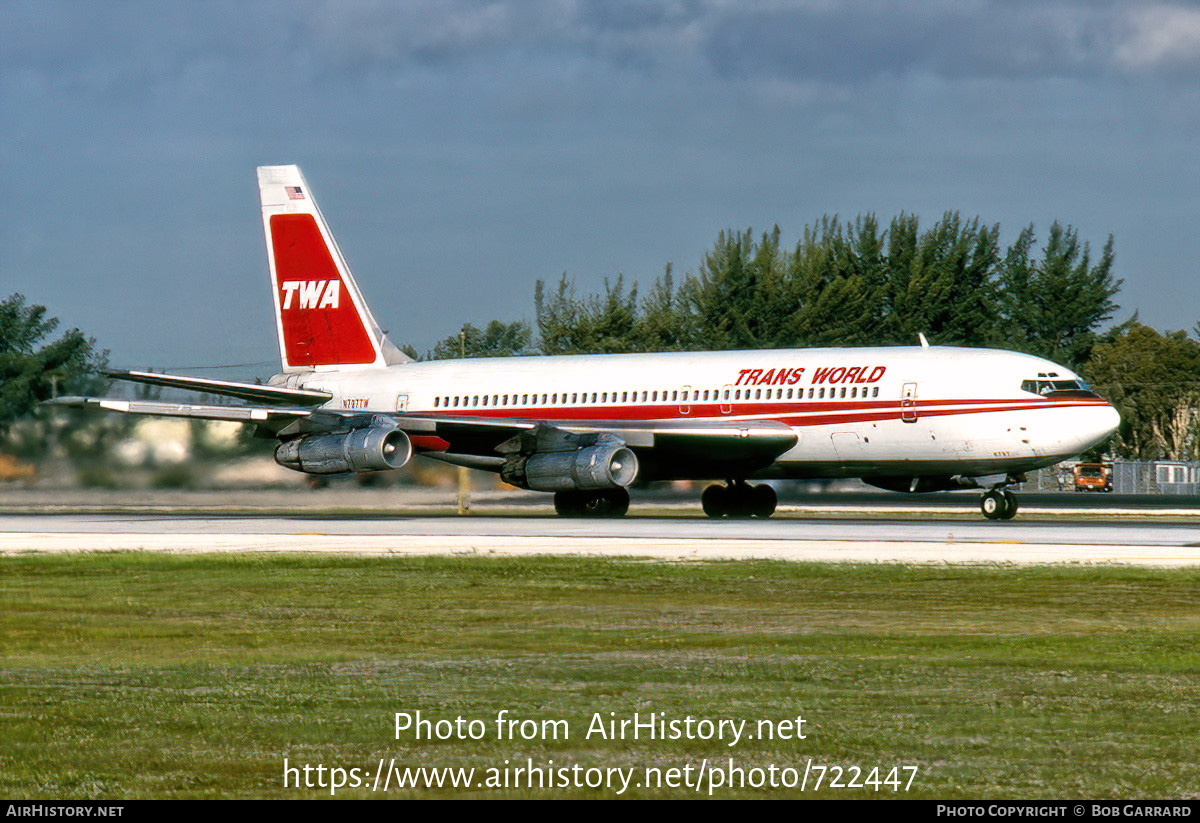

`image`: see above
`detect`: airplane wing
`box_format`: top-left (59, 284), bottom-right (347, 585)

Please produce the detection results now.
top-left (53, 369), bottom-right (798, 479)
top-left (104, 370), bottom-right (331, 406)
top-left (47, 396), bottom-right (313, 429)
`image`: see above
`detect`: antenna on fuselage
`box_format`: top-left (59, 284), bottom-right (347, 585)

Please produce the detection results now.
top-left (918, 333), bottom-right (929, 349)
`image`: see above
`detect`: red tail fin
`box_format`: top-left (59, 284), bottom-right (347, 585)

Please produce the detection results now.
top-left (258, 166), bottom-right (408, 372)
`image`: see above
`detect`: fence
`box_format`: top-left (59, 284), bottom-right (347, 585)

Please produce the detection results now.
top-left (1019, 460), bottom-right (1200, 495)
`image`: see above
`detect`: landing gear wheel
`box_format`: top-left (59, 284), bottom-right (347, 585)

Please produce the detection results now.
top-left (980, 490), bottom-right (1005, 520)
top-left (1000, 489), bottom-right (1018, 520)
top-left (554, 488), bottom-right (630, 518)
top-left (701, 482), bottom-right (777, 519)
top-left (980, 489), bottom-right (1018, 521)
top-left (554, 491), bottom-right (584, 517)
top-left (751, 483), bottom-right (777, 518)
top-left (702, 484), bottom-right (729, 518)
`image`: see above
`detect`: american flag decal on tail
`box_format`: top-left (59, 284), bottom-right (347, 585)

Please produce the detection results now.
top-left (286, 186), bottom-right (304, 200)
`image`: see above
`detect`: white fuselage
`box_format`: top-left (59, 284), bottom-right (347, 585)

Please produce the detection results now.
top-left (280, 345), bottom-right (1120, 481)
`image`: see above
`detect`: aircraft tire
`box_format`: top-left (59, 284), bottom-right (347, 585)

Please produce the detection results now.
top-left (555, 489), bottom-right (629, 518)
top-left (554, 491), bottom-right (585, 517)
top-left (604, 487), bottom-right (630, 517)
top-left (1000, 489), bottom-right (1018, 520)
top-left (702, 484), bottom-right (729, 518)
top-left (751, 483), bottom-right (777, 518)
top-left (980, 489), bottom-right (1008, 521)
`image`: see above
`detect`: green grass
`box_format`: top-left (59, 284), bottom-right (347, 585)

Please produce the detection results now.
top-left (2, 553), bottom-right (1199, 798)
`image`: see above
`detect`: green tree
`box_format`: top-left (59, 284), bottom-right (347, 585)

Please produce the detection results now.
top-left (682, 227), bottom-right (788, 350)
top-left (997, 223), bottom-right (1120, 368)
top-left (634, 264), bottom-right (692, 352)
top-left (1084, 323), bottom-right (1200, 460)
top-left (0, 293), bottom-right (107, 441)
top-left (514, 212), bottom-right (1121, 361)
top-left (429, 320), bottom-right (532, 360)
top-left (778, 215), bottom-right (882, 347)
top-left (879, 211), bottom-right (1001, 346)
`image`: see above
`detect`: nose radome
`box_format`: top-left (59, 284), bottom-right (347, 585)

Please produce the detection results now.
top-left (1101, 404), bottom-right (1121, 435)
top-left (1083, 404), bottom-right (1121, 451)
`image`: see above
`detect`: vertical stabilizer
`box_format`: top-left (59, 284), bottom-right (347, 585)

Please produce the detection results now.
top-left (257, 165), bottom-right (410, 372)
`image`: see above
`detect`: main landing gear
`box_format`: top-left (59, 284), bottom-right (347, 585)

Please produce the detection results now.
top-left (701, 480), bottom-right (777, 519)
top-left (554, 487), bottom-right (630, 517)
top-left (979, 488), bottom-right (1019, 521)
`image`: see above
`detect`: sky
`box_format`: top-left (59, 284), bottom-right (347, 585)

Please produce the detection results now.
top-left (3, 0), bottom-right (1199, 379)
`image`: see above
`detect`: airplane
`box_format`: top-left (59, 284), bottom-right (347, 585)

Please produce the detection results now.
top-left (52, 165), bottom-right (1121, 521)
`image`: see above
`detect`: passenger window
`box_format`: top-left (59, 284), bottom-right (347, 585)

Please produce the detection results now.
top-left (472, 396), bottom-right (479, 407)
top-left (840, 387), bottom-right (846, 398)
top-left (652, 391), bottom-right (658, 402)
top-left (434, 397), bottom-right (440, 407)
top-left (819, 388), bottom-right (825, 399)
top-left (873, 387), bottom-right (879, 398)
top-left (591, 393), bottom-right (597, 403)
top-left (602, 392), bottom-right (608, 403)
top-left (642, 391), bottom-right (648, 402)
top-left (808, 388), bottom-right (814, 399)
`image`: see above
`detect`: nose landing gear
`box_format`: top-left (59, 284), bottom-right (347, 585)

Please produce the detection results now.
top-left (980, 488), bottom-right (1019, 521)
top-left (701, 480), bottom-right (777, 519)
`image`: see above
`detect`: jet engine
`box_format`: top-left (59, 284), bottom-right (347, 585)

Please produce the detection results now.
top-left (499, 429), bottom-right (638, 492)
top-left (275, 424), bottom-right (412, 475)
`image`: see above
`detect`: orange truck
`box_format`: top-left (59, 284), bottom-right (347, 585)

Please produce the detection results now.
top-left (1073, 462), bottom-right (1113, 492)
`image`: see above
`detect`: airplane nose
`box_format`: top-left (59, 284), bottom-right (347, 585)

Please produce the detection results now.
top-left (1100, 403), bottom-right (1121, 436)
top-left (1085, 403), bottom-right (1121, 450)
top-left (1059, 402), bottom-right (1121, 455)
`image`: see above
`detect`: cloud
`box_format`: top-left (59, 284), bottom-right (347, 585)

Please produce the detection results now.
top-left (1114, 4), bottom-right (1200, 70)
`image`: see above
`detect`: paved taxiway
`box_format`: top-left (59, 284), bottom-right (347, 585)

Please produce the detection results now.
top-left (3, 511), bottom-right (1200, 566)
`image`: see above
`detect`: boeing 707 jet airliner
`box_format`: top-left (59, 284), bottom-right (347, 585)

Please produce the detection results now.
top-left (55, 166), bottom-right (1121, 520)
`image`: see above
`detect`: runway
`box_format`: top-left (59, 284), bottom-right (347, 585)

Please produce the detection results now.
top-left (3, 511), bottom-right (1200, 566)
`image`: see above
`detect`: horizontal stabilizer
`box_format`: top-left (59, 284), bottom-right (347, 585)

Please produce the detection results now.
top-left (106, 370), bottom-right (331, 407)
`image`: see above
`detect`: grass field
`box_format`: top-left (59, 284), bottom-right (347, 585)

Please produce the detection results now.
top-left (2, 552), bottom-right (1199, 799)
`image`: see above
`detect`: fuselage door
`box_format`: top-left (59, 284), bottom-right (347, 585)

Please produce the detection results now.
top-left (396, 393), bottom-right (409, 413)
top-left (901, 383), bottom-right (918, 423)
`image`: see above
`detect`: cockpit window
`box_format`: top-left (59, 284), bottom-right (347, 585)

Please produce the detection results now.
top-left (1020, 378), bottom-right (1097, 397)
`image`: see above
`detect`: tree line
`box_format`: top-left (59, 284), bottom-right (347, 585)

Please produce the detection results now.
top-left (433, 212), bottom-right (1120, 370)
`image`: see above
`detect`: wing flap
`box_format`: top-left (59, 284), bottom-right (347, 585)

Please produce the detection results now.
top-left (49, 396), bottom-right (310, 426)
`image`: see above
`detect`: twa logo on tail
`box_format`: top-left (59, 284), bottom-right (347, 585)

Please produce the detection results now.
top-left (281, 280), bottom-right (340, 310)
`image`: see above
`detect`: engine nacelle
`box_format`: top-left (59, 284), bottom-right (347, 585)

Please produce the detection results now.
top-left (503, 442), bottom-right (639, 492)
top-left (275, 426), bottom-right (412, 475)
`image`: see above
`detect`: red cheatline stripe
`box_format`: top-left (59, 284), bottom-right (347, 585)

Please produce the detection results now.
top-left (409, 397), bottom-right (1110, 426)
